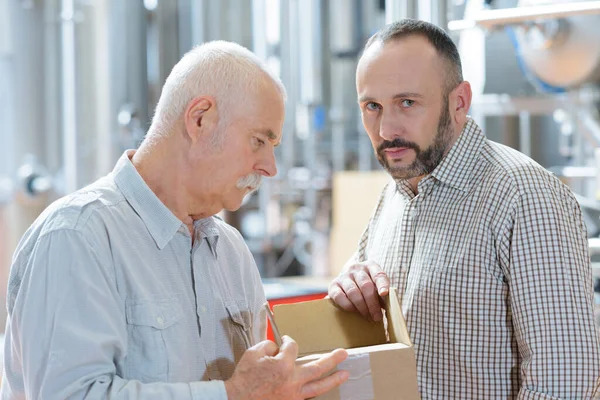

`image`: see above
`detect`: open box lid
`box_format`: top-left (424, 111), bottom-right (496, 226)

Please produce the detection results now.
top-left (273, 289), bottom-right (412, 356)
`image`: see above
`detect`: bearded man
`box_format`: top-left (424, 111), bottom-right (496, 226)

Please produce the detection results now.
top-left (328, 19), bottom-right (600, 399)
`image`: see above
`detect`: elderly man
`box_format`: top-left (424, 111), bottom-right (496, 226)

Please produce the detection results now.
top-left (1, 41), bottom-right (348, 399)
top-left (329, 20), bottom-right (600, 398)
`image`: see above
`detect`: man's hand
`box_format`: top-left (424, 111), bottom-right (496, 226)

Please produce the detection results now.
top-left (328, 260), bottom-right (390, 321)
top-left (225, 336), bottom-right (349, 400)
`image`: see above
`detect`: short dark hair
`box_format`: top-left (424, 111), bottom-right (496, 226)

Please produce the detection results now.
top-left (365, 19), bottom-right (463, 93)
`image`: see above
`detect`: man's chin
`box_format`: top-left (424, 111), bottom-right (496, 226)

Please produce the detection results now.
top-left (223, 200), bottom-right (243, 212)
top-left (239, 189), bottom-right (258, 207)
top-left (385, 166), bottom-right (424, 180)
top-left (380, 160), bottom-right (412, 178)
top-left (223, 187), bottom-right (260, 212)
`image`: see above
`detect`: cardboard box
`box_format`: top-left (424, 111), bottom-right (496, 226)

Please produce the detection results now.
top-left (329, 171), bottom-right (390, 277)
top-left (273, 290), bottom-right (420, 400)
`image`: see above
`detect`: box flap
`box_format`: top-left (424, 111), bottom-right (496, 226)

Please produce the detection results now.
top-left (386, 289), bottom-right (412, 346)
top-left (273, 298), bottom-right (387, 356)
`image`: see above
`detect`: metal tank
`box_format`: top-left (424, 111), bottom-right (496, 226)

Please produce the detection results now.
top-left (515, 0), bottom-right (600, 88)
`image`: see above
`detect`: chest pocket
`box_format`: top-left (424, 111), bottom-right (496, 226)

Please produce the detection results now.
top-left (225, 302), bottom-right (253, 364)
top-left (125, 296), bottom-right (182, 382)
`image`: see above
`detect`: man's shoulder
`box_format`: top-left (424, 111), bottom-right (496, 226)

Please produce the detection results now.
top-left (35, 175), bottom-right (125, 237)
top-left (480, 140), bottom-right (566, 195)
top-left (8, 176), bottom-right (124, 303)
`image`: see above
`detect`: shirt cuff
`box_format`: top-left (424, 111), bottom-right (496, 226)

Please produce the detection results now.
top-left (189, 380), bottom-right (228, 400)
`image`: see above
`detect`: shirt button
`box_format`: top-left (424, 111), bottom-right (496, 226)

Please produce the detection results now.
top-left (156, 317), bottom-right (164, 327)
top-left (200, 306), bottom-right (207, 313)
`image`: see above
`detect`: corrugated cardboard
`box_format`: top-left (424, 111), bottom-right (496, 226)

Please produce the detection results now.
top-left (273, 290), bottom-right (420, 400)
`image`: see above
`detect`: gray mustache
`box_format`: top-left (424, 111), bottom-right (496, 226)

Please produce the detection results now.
top-left (236, 173), bottom-right (262, 190)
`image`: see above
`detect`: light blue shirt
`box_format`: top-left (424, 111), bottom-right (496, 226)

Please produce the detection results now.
top-left (1, 151), bottom-right (267, 399)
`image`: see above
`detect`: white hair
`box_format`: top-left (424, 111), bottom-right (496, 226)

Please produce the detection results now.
top-left (151, 41), bottom-right (286, 135)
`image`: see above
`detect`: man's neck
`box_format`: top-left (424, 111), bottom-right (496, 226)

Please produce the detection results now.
top-left (132, 138), bottom-right (202, 232)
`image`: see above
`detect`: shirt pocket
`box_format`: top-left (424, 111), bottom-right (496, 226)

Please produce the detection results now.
top-left (125, 296), bottom-right (182, 382)
top-left (224, 301), bottom-right (253, 364)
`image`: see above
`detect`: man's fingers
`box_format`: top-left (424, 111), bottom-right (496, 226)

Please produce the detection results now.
top-left (274, 335), bottom-right (299, 362)
top-left (367, 263), bottom-right (390, 296)
top-left (338, 278), bottom-right (371, 320)
top-left (353, 269), bottom-right (384, 321)
top-left (301, 370), bottom-right (350, 399)
top-left (328, 282), bottom-right (358, 313)
top-left (329, 261), bottom-right (391, 322)
top-left (299, 348), bottom-right (348, 382)
top-left (251, 339), bottom-right (280, 357)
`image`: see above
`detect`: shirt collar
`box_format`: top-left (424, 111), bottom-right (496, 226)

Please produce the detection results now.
top-left (112, 150), bottom-right (185, 250)
top-left (393, 117), bottom-right (484, 197)
top-left (430, 117), bottom-right (485, 193)
top-left (194, 218), bottom-right (220, 258)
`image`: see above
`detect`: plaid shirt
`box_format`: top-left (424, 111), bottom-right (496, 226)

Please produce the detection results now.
top-left (356, 118), bottom-right (600, 399)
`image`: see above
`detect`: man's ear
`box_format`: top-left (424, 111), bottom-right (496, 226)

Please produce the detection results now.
top-left (184, 96), bottom-right (218, 143)
top-left (449, 81), bottom-right (472, 125)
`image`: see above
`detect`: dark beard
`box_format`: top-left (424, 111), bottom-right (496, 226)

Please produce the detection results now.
top-left (376, 96), bottom-right (453, 180)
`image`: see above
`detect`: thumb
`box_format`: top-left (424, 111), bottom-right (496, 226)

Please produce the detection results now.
top-left (250, 340), bottom-right (280, 357)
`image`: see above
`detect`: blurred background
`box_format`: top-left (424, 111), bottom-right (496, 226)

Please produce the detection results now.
top-left (1, 0), bottom-right (600, 330)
